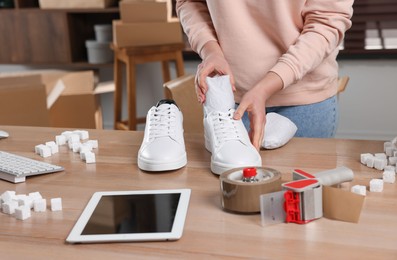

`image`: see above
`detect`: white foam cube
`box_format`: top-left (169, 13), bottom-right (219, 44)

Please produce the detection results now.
top-left (87, 140), bottom-right (98, 149)
top-left (374, 153), bottom-right (387, 159)
top-left (15, 206), bottom-right (31, 220)
top-left (85, 152), bottom-right (96, 164)
top-left (385, 147), bottom-right (396, 157)
top-left (383, 171), bottom-right (396, 184)
top-left (366, 156), bottom-right (375, 168)
top-left (74, 130), bottom-right (89, 140)
top-left (384, 165), bottom-right (396, 172)
top-left (33, 198), bottom-right (47, 212)
top-left (80, 144), bottom-right (93, 154)
top-left (38, 145), bottom-right (52, 158)
top-left (51, 198), bottom-right (62, 211)
top-left (35, 144), bottom-right (46, 155)
top-left (388, 157), bottom-right (397, 166)
top-left (351, 185), bottom-right (366, 196)
top-left (46, 141), bottom-right (59, 154)
top-left (55, 135), bottom-right (66, 146)
top-left (68, 134), bottom-right (80, 144)
top-left (369, 179), bottom-right (384, 192)
top-left (384, 141), bottom-right (392, 151)
top-left (18, 196), bottom-right (34, 209)
top-left (1, 191), bottom-right (16, 203)
top-left (360, 153), bottom-right (373, 164)
top-left (72, 142), bottom-right (82, 153)
top-left (2, 200), bottom-right (18, 214)
top-left (374, 157), bottom-right (387, 170)
top-left (392, 136), bottom-right (397, 148)
top-left (28, 191), bottom-right (43, 201)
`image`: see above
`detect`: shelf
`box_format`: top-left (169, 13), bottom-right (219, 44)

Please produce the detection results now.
top-left (0, 6), bottom-right (119, 65)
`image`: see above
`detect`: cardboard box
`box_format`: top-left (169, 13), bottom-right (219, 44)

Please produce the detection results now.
top-left (0, 74), bottom-right (50, 127)
top-left (112, 19), bottom-right (183, 47)
top-left (0, 70), bottom-right (103, 129)
top-left (39, 0), bottom-right (119, 9)
top-left (120, 0), bottom-right (171, 23)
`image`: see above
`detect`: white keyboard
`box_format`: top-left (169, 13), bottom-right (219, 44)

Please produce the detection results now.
top-left (0, 151), bottom-right (64, 183)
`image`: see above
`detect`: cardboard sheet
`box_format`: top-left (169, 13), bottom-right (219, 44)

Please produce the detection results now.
top-left (323, 186), bottom-right (365, 223)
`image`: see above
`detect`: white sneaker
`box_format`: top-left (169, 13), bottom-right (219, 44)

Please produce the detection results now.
top-left (204, 109), bottom-right (262, 175)
top-left (138, 100), bottom-right (187, 171)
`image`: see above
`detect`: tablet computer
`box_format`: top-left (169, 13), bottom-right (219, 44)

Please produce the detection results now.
top-left (66, 189), bottom-right (191, 244)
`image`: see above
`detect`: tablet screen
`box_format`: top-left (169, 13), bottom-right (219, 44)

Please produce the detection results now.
top-left (82, 193), bottom-right (181, 235)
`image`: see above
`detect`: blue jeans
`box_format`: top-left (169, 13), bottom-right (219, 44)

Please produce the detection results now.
top-left (239, 95), bottom-right (338, 138)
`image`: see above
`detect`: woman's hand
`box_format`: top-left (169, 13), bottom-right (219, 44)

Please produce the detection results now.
top-left (195, 41), bottom-right (235, 104)
top-left (234, 72), bottom-right (284, 150)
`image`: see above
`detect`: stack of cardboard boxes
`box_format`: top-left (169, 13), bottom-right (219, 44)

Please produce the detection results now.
top-left (113, 0), bottom-right (183, 47)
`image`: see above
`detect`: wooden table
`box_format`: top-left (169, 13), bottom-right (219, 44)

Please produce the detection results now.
top-left (0, 126), bottom-right (396, 259)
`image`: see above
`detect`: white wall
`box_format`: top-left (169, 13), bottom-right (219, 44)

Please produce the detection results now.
top-left (337, 60), bottom-right (397, 140)
top-left (1, 59), bottom-right (396, 141)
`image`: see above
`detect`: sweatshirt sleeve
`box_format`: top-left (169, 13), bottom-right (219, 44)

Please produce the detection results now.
top-left (270, 0), bottom-right (354, 88)
top-left (176, 0), bottom-right (218, 57)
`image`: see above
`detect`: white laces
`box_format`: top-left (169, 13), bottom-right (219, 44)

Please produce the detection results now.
top-left (148, 105), bottom-right (177, 140)
top-left (211, 110), bottom-right (241, 146)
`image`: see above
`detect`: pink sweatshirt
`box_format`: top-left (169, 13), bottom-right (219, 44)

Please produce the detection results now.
top-left (176, 0), bottom-right (353, 106)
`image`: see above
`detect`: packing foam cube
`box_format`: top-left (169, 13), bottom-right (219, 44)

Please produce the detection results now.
top-left (51, 198), bottom-right (62, 211)
top-left (360, 153), bottom-right (373, 164)
top-left (46, 141), bottom-right (59, 154)
top-left (392, 136), bottom-right (397, 148)
top-left (388, 157), bottom-right (397, 166)
top-left (2, 200), bottom-right (18, 214)
top-left (374, 157), bottom-right (387, 170)
top-left (1, 191), bottom-right (16, 203)
top-left (374, 153), bottom-right (387, 159)
top-left (351, 185), bottom-right (366, 196)
top-left (18, 196), bottom-right (34, 209)
top-left (68, 134), bottom-right (80, 144)
top-left (80, 143), bottom-right (93, 154)
top-left (369, 179), bottom-right (384, 192)
top-left (72, 142), bottom-right (82, 153)
top-left (74, 130), bottom-right (89, 140)
top-left (384, 141), bottom-right (392, 149)
top-left (38, 145), bottom-right (52, 158)
top-left (55, 135), bottom-right (66, 146)
top-left (33, 198), bottom-right (47, 212)
top-left (383, 171), bottom-right (396, 184)
top-left (385, 147), bottom-right (396, 157)
top-left (35, 144), bottom-right (47, 154)
top-left (87, 140), bottom-right (98, 149)
top-left (15, 206), bottom-right (31, 220)
top-left (366, 156), bottom-right (375, 168)
top-left (85, 152), bottom-right (96, 164)
top-left (28, 191), bottom-right (42, 201)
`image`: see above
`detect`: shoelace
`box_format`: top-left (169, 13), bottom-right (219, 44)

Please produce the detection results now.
top-left (148, 106), bottom-right (177, 141)
top-left (211, 110), bottom-right (241, 146)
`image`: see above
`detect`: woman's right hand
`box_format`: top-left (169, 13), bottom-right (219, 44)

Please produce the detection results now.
top-left (195, 41), bottom-right (235, 104)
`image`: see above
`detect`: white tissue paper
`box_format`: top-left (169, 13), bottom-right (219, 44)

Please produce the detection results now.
top-left (204, 75), bottom-right (235, 115)
top-left (263, 113), bottom-right (297, 149)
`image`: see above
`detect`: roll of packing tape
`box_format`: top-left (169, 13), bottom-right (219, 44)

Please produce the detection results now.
top-left (220, 167), bottom-right (282, 213)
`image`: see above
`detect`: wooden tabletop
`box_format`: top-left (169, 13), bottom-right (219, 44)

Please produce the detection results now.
top-left (0, 126), bottom-right (396, 259)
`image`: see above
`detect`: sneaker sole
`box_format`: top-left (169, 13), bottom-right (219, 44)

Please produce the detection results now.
top-left (205, 134), bottom-right (262, 175)
top-left (211, 159), bottom-right (262, 176)
top-left (138, 153), bottom-right (187, 172)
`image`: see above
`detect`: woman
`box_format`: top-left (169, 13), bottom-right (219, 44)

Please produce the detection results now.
top-left (176, 0), bottom-right (354, 150)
